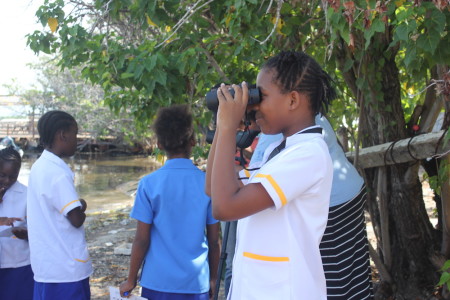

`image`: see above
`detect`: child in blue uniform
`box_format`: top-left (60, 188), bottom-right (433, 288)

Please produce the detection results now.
top-left (0, 147), bottom-right (34, 300)
top-left (27, 110), bottom-right (92, 300)
top-left (120, 104), bottom-right (220, 300)
top-left (206, 51), bottom-right (335, 299)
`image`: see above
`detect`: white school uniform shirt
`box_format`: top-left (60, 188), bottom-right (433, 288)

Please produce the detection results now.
top-left (0, 181), bottom-right (30, 268)
top-left (232, 127), bottom-right (332, 300)
top-left (27, 150), bottom-right (92, 282)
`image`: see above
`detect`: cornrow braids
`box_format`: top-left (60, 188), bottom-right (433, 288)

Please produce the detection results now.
top-left (0, 146), bottom-right (22, 167)
top-left (37, 110), bottom-right (76, 148)
top-left (153, 104), bottom-right (194, 156)
top-left (263, 51), bottom-right (336, 115)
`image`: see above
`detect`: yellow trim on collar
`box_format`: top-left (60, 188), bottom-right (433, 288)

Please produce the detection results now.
top-left (254, 174), bottom-right (287, 206)
top-left (75, 258), bottom-right (90, 263)
top-left (243, 252), bottom-right (290, 262)
top-left (60, 199), bottom-right (80, 214)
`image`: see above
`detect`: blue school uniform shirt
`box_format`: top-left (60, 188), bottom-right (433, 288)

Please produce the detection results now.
top-left (130, 158), bottom-right (218, 294)
top-left (250, 114), bottom-right (364, 207)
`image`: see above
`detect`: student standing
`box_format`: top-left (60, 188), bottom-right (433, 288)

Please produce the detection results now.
top-left (251, 114), bottom-right (373, 299)
top-left (206, 50), bottom-right (335, 299)
top-left (120, 104), bottom-right (220, 300)
top-left (0, 147), bottom-right (34, 300)
top-left (27, 110), bottom-right (92, 300)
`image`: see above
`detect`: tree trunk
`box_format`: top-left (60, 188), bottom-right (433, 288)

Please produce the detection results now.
top-left (335, 33), bottom-right (440, 298)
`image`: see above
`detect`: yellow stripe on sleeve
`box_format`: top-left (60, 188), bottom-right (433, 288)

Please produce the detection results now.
top-left (75, 258), bottom-right (90, 263)
top-left (244, 169), bottom-right (251, 178)
top-left (60, 199), bottom-right (80, 214)
top-left (254, 174), bottom-right (287, 206)
top-left (243, 252), bottom-right (290, 262)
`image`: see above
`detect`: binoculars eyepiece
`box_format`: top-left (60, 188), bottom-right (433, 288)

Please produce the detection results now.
top-left (205, 86), bottom-right (261, 112)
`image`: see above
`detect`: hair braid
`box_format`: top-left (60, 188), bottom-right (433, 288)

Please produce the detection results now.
top-left (263, 50), bottom-right (336, 115)
top-left (0, 146), bottom-right (21, 166)
top-left (37, 110), bottom-right (76, 147)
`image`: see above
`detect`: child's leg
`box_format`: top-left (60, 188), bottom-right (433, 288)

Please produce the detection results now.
top-left (33, 277), bottom-right (90, 300)
top-left (0, 264), bottom-right (34, 300)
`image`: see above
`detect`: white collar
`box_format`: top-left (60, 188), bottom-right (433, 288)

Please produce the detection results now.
top-left (40, 150), bottom-right (74, 176)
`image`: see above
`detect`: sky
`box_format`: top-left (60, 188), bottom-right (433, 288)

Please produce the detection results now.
top-left (0, 0), bottom-right (44, 95)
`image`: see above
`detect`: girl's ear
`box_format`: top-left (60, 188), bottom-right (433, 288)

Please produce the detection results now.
top-left (53, 129), bottom-right (64, 143)
top-left (60, 130), bottom-right (66, 141)
top-left (288, 91), bottom-right (302, 110)
top-left (289, 91), bottom-right (310, 112)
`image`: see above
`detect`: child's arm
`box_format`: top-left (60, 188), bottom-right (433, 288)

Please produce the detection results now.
top-left (120, 220), bottom-right (151, 297)
top-left (212, 84), bottom-right (274, 221)
top-left (205, 126), bottom-right (219, 197)
top-left (67, 199), bottom-right (87, 228)
top-left (206, 222), bottom-right (220, 299)
top-left (0, 217), bottom-right (22, 226)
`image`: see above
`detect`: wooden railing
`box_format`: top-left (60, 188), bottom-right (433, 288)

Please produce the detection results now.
top-left (0, 119), bottom-right (37, 139)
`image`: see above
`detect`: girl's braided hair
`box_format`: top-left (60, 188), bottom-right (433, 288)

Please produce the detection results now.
top-left (37, 110), bottom-right (76, 147)
top-left (262, 50), bottom-right (336, 115)
top-left (0, 146), bottom-right (21, 167)
top-left (153, 104), bottom-right (194, 156)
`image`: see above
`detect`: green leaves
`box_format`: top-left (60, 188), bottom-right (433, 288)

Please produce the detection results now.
top-left (25, 0), bottom-right (449, 150)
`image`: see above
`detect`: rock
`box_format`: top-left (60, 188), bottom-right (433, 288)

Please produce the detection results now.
top-left (114, 243), bottom-right (132, 255)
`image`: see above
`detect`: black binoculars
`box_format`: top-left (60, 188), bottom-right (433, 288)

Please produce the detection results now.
top-left (205, 86), bottom-right (261, 112)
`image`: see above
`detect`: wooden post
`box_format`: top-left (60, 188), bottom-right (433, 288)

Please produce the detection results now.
top-left (378, 167), bottom-right (392, 268)
top-left (441, 154), bottom-right (450, 258)
top-left (31, 110), bottom-right (35, 139)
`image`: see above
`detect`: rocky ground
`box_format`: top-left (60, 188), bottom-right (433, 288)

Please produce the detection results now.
top-left (85, 206), bottom-right (138, 299)
top-left (85, 172), bottom-right (437, 300)
top-left (85, 205), bottom-right (226, 300)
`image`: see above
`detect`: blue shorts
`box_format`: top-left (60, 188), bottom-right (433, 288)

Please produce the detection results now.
top-left (141, 287), bottom-right (209, 300)
top-left (33, 277), bottom-right (90, 300)
top-left (0, 264), bottom-right (34, 300)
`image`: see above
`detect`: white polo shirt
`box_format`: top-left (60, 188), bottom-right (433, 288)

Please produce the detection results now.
top-left (0, 181), bottom-right (30, 268)
top-left (27, 150), bottom-right (92, 282)
top-left (233, 128), bottom-right (332, 300)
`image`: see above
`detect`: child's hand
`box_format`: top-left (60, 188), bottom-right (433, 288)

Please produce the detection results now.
top-left (12, 227), bottom-right (28, 240)
top-left (209, 279), bottom-right (216, 300)
top-left (0, 217), bottom-right (22, 226)
top-left (216, 82), bottom-right (249, 131)
top-left (0, 186), bottom-right (6, 203)
top-left (79, 199), bottom-right (87, 212)
top-left (119, 280), bottom-right (136, 298)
